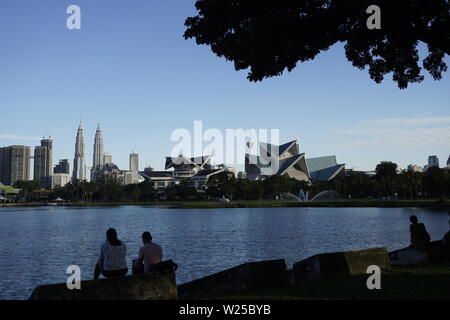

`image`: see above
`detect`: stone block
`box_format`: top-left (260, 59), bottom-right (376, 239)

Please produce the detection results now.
top-left (293, 247), bottom-right (390, 283)
top-left (178, 259), bottom-right (288, 299)
top-left (30, 272), bottom-right (178, 300)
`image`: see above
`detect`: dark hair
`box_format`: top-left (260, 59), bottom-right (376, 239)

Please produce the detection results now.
top-left (106, 228), bottom-right (122, 246)
top-left (410, 215), bottom-right (418, 224)
top-left (142, 232), bottom-right (153, 242)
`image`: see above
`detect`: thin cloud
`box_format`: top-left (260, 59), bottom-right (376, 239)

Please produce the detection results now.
top-left (361, 116), bottom-right (450, 127)
top-left (0, 134), bottom-right (41, 141)
top-left (335, 116), bottom-right (450, 149)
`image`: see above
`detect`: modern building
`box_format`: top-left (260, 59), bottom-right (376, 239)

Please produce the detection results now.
top-left (0, 182), bottom-right (20, 202)
top-left (447, 155), bottom-right (450, 169)
top-left (34, 138), bottom-right (53, 189)
top-left (306, 156), bottom-right (346, 182)
top-left (130, 153), bottom-right (139, 172)
top-left (72, 123), bottom-right (86, 181)
top-left (123, 171), bottom-right (143, 185)
top-left (139, 155), bottom-right (231, 193)
top-left (51, 173), bottom-right (71, 189)
top-left (103, 153), bottom-right (112, 164)
top-left (0, 145), bottom-right (31, 186)
top-left (54, 159), bottom-right (70, 174)
top-left (237, 171), bottom-right (247, 180)
top-left (428, 155), bottom-right (439, 168)
top-left (91, 124), bottom-right (104, 181)
top-left (407, 164), bottom-right (423, 173)
top-left (94, 163), bottom-right (142, 185)
top-left (245, 140), bottom-right (345, 183)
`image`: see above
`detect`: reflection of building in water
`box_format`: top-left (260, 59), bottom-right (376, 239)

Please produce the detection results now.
top-left (245, 140), bottom-right (345, 183)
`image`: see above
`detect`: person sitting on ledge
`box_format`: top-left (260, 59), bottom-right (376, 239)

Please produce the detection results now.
top-left (134, 232), bottom-right (163, 274)
top-left (443, 211), bottom-right (450, 258)
top-left (94, 228), bottom-right (128, 280)
top-left (409, 215), bottom-right (431, 251)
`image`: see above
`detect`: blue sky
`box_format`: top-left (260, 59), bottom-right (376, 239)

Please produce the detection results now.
top-left (1, 0), bottom-right (449, 172)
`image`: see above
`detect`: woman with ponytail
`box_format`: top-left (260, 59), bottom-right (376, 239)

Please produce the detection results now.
top-left (94, 228), bottom-right (128, 279)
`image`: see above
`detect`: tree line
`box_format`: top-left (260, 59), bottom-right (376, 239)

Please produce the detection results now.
top-left (12, 161), bottom-right (450, 202)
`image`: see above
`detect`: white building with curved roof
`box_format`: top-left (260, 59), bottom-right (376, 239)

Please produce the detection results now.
top-left (245, 140), bottom-right (344, 183)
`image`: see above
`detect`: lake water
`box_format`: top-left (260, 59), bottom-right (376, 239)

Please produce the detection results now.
top-left (0, 206), bottom-right (448, 299)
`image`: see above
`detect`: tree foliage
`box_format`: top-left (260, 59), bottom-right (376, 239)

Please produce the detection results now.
top-left (184, 0), bottom-right (449, 88)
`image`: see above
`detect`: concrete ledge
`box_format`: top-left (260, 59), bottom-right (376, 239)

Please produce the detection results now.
top-left (30, 272), bottom-right (178, 300)
top-left (389, 241), bottom-right (448, 266)
top-left (427, 240), bottom-right (448, 263)
top-left (178, 259), bottom-right (288, 299)
top-left (293, 247), bottom-right (390, 283)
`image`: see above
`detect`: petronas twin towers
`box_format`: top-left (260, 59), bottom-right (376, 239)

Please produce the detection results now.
top-left (72, 123), bottom-right (105, 182)
top-left (72, 123), bottom-right (85, 181)
top-left (92, 124), bottom-right (104, 174)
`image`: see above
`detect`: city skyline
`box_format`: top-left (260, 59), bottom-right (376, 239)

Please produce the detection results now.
top-left (0, 121), bottom-right (449, 180)
top-left (1, 1), bottom-right (449, 172)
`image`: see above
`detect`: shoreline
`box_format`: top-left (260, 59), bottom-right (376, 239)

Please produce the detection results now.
top-left (1, 199), bottom-right (450, 209)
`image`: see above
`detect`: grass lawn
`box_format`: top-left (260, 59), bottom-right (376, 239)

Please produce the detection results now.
top-left (211, 264), bottom-right (450, 300)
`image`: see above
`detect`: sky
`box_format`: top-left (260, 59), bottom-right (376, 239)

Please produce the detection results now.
top-left (1, 0), bottom-right (449, 173)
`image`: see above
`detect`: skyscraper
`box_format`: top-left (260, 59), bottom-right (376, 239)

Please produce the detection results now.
top-left (428, 155), bottom-right (439, 168)
top-left (34, 138), bottom-right (53, 189)
top-left (130, 153), bottom-right (139, 172)
top-left (91, 124), bottom-right (104, 181)
top-left (54, 159), bottom-right (70, 174)
top-left (447, 155), bottom-right (450, 169)
top-left (103, 153), bottom-right (112, 164)
top-left (0, 146), bottom-right (31, 186)
top-left (73, 123), bottom-right (86, 181)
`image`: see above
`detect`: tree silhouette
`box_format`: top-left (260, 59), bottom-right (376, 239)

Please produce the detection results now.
top-left (184, 0), bottom-right (449, 88)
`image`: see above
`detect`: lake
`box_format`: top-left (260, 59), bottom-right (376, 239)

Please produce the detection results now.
top-left (0, 206), bottom-right (448, 299)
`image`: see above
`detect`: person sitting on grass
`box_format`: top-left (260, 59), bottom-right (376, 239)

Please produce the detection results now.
top-left (409, 215), bottom-right (431, 251)
top-left (94, 228), bottom-right (128, 280)
top-left (133, 232), bottom-right (163, 274)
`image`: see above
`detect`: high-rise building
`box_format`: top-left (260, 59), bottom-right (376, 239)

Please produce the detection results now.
top-left (0, 146), bottom-right (31, 186)
top-left (129, 153), bottom-right (139, 172)
top-left (72, 123), bottom-right (86, 181)
top-left (54, 159), bottom-right (70, 174)
top-left (91, 124), bottom-right (105, 181)
top-left (447, 155), bottom-right (450, 169)
top-left (34, 138), bottom-right (53, 189)
top-left (428, 155), bottom-right (439, 168)
top-left (52, 173), bottom-right (71, 189)
top-left (103, 153), bottom-right (112, 164)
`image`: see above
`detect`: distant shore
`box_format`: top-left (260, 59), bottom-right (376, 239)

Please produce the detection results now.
top-left (1, 199), bottom-right (450, 209)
